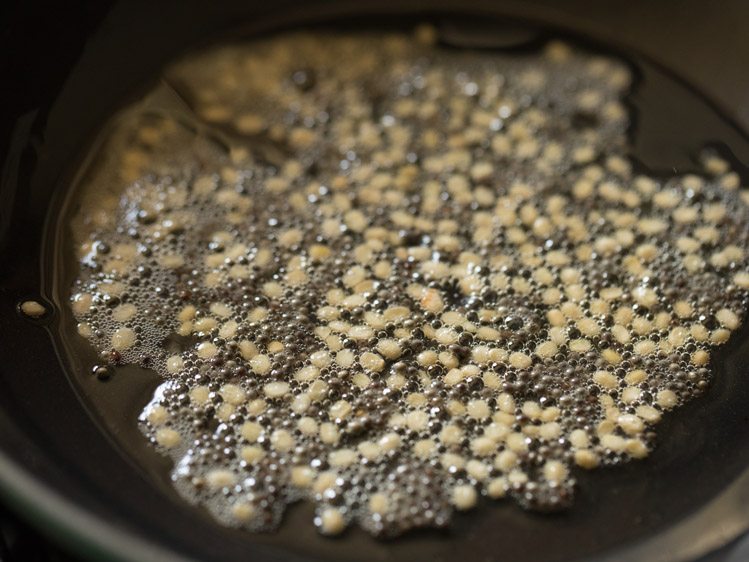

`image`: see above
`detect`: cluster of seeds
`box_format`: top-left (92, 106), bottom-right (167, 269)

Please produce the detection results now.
top-left (68, 28), bottom-right (749, 537)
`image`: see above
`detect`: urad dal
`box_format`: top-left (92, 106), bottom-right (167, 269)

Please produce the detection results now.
top-left (68, 28), bottom-right (749, 537)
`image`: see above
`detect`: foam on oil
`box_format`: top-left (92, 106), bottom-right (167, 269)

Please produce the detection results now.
top-left (60, 27), bottom-right (749, 537)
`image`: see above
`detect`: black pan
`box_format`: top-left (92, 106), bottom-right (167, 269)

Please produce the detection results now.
top-left (3, 1), bottom-right (749, 561)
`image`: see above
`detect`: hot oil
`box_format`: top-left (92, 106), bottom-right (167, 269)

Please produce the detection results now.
top-left (51, 185), bottom-right (177, 499)
top-left (49, 19), bottom-right (749, 549)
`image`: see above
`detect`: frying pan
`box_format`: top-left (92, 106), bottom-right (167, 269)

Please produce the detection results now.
top-left (3, 1), bottom-right (749, 560)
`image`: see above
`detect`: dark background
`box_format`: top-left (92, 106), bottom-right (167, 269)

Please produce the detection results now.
top-left (1, 1), bottom-right (748, 561)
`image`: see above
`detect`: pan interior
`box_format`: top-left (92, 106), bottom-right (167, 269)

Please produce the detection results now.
top-left (16, 10), bottom-right (749, 562)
